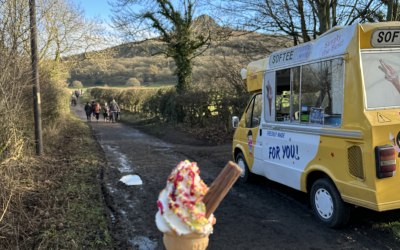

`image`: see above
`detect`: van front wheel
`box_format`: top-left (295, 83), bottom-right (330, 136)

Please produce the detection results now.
top-left (310, 178), bottom-right (350, 228)
top-left (236, 152), bottom-right (252, 183)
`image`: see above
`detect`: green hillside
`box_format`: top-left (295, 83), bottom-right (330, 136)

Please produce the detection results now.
top-left (68, 22), bottom-right (292, 88)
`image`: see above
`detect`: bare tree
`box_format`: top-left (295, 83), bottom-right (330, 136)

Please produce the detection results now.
top-left (0, 0), bottom-right (111, 162)
top-left (216, 0), bottom-right (386, 45)
top-left (0, 0), bottom-right (30, 57)
top-left (37, 0), bottom-right (109, 62)
top-left (386, 0), bottom-right (400, 21)
top-left (1, 0), bottom-right (106, 62)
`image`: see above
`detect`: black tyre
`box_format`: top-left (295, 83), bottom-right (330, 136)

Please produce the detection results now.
top-left (235, 152), bottom-right (252, 183)
top-left (310, 178), bottom-right (351, 228)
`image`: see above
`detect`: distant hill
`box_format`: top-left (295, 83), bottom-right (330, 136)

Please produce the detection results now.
top-left (68, 16), bottom-right (292, 87)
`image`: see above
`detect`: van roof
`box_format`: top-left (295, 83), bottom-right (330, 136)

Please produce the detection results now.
top-left (268, 24), bottom-right (357, 70)
top-left (244, 22), bottom-right (400, 92)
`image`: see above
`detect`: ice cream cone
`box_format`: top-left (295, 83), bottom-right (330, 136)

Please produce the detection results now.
top-left (163, 232), bottom-right (209, 250)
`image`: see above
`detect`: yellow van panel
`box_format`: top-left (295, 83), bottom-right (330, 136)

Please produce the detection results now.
top-left (360, 21), bottom-right (400, 49)
top-left (246, 58), bottom-right (268, 92)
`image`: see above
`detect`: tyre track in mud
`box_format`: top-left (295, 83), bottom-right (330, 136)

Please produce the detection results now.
top-left (72, 104), bottom-right (400, 250)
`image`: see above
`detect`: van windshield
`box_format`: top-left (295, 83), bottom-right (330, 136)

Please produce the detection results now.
top-left (362, 50), bottom-right (400, 109)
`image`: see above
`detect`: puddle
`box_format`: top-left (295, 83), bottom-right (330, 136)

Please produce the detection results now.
top-left (120, 174), bottom-right (143, 185)
top-left (129, 236), bottom-right (158, 250)
top-left (105, 145), bottom-right (134, 173)
top-left (117, 155), bottom-right (132, 173)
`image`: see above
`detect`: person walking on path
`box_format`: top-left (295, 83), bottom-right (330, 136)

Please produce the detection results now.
top-left (92, 101), bottom-right (101, 122)
top-left (109, 99), bottom-right (120, 123)
top-left (91, 101), bottom-right (96, 119)
top-left (84, 102), bottom-right (92, 121)
top-left (71, 93), bottom-right (77, 106)
top-left (102, 102), bottom-right (110, 122)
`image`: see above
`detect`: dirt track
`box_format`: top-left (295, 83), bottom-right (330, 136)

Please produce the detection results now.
top-left (73, 104), bottom-right (400, 250)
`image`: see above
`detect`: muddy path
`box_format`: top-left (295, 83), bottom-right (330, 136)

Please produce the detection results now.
top-left (72, 104), bottom-right (400, 250)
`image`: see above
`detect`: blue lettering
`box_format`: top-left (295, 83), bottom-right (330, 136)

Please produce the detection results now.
top-left (282, 145), bottom-right (288, 159)
top-left (276, 146), bottom-right (280, 159)
top-left (290, 145), bottom-right (295, 158)
top-left (269, 147), bottom-right (274, 159)
top-left (268, 146), bottom-right (281, 160)
top-left (271, 51), bottom-right (294, 65)
top-left (267, 131), bottom-right (285, 138)
top-left (269, 145), bottom-right (300, 160)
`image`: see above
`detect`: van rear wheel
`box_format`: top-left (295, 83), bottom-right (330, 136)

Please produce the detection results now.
top-left (310, 178), bottom-right (350, 228)
top-left (235, 152), bottom-right (252, 183)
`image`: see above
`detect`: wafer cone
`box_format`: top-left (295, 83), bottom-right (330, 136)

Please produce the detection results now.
top-left (163, 232), bottom-right (209, 250)
top-left (203, 161), bottom-right (242, 218)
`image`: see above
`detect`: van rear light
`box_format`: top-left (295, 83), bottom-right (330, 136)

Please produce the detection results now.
top-left (375, 145), bottom-right (397, 179)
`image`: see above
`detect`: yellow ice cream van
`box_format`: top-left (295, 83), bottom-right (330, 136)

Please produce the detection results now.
top-left (232, 22), bottom-right (400, 228)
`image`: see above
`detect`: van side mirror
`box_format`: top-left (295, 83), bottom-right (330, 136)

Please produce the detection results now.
top-left (252, 117), bottom-right (260, 127)
top-left (232, 116), bottom-right (239, 128)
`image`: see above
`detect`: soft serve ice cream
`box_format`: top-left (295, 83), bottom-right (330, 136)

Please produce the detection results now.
top-left (156, 160), bottom-right (215, 236)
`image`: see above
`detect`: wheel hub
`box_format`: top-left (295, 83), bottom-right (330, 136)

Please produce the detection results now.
top-left (314, 188), bottom-right (333, 219)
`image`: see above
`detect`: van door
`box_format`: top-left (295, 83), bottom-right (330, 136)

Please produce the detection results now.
top-left (239, 93), bottom-right (262, 169)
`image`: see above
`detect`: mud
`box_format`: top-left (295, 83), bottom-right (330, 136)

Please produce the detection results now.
top-left (72, 104), bottom-right (400, 250)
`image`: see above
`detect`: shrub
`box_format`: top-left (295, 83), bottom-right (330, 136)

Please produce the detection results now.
top-left (88, 85), bottom-right (249, 130)
top-left (70, 80), bottom-right (83, 88)
top-left (126, 77), bottom-right (141, 86)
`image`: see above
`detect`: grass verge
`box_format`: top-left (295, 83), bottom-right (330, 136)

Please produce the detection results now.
top-left (0, 113), bottom-right (112, 249)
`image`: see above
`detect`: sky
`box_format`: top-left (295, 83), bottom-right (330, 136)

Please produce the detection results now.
top-left (70, 0), bottom-right (216, 23)
top-left (69, 0), bottom-right (220, 45)
top-left (71, 0), bottom-right (113, 21)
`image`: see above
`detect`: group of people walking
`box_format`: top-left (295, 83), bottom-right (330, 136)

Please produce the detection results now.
top-left (84, 99), bottom-right (120, 123)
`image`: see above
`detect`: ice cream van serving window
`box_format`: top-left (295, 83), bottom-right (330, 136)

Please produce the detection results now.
top-left (274, 58), bottom-right (344, 126)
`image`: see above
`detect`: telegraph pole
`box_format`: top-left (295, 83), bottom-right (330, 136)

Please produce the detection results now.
top-left (29, 0), bottom-right (43, 155)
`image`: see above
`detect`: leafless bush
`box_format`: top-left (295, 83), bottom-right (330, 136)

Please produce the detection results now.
top-left (0, 52), bottom-right (32, 165)
top-left (0, 49), bottom-right (34, 250)
top-left (0, 61), bottom-right (76, 249)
